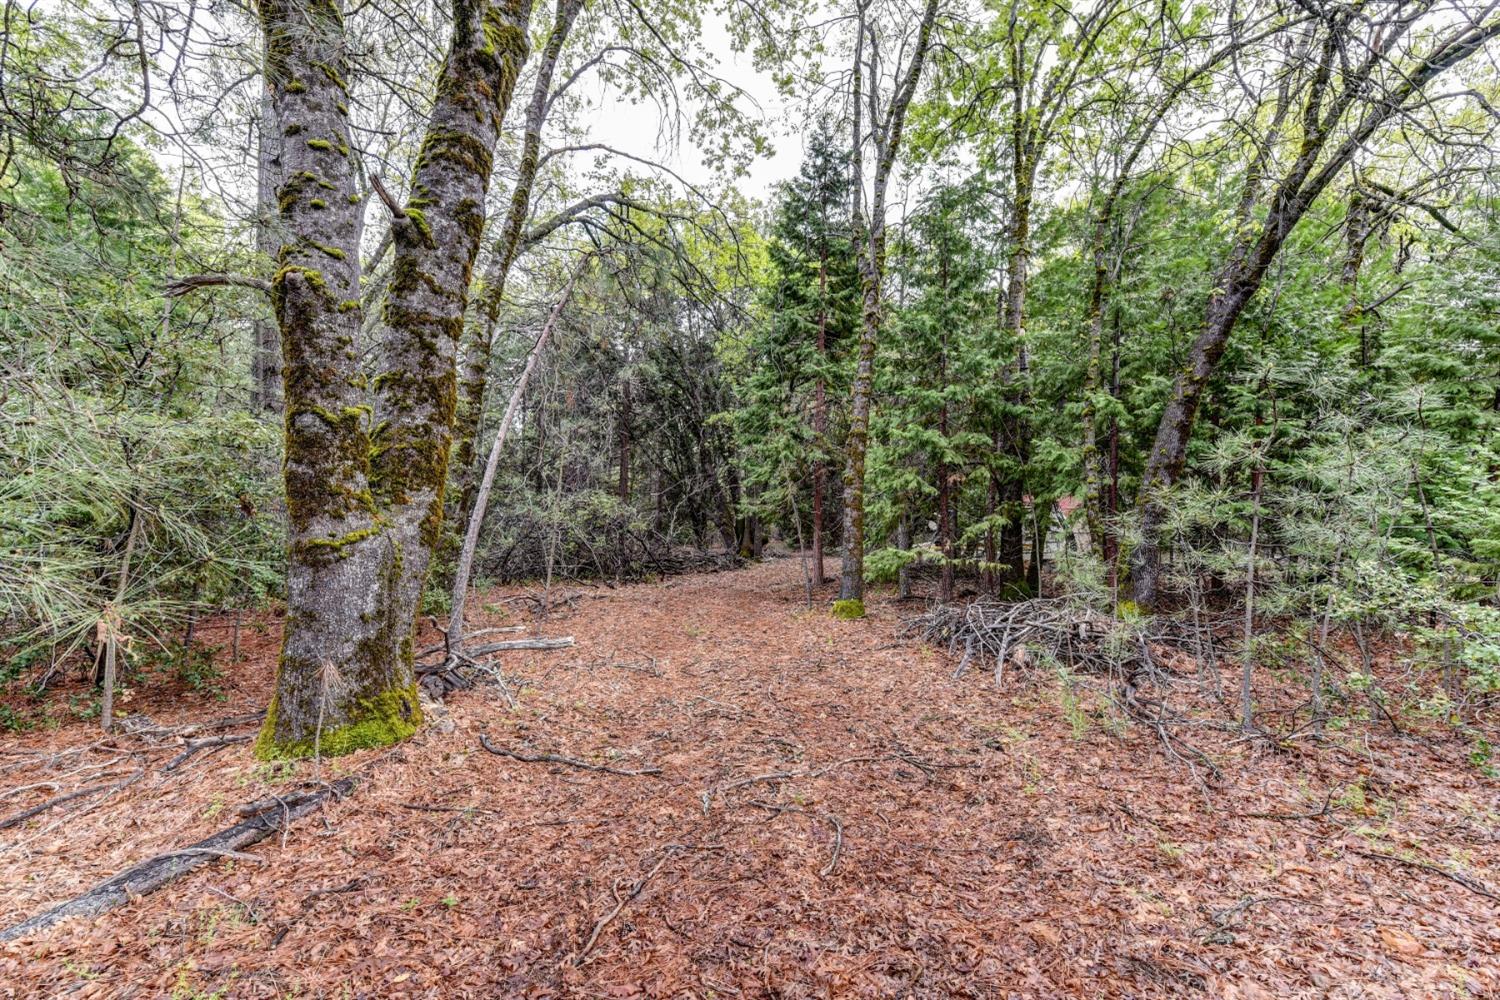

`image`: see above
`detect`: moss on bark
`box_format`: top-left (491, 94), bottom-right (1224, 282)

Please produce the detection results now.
top-left (255, 679), bottom-right (421, 760)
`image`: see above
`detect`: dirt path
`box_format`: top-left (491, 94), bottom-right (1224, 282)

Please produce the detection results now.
top-left (2, 559), bottom-right (1497, 998)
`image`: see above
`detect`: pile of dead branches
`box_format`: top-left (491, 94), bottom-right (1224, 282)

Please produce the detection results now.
top-left (913, 597), bottom-right (1232, 784)
top-left (415, 627), bottom-right (575, 701)
top-left (916, 598), bottom-right (1140, 682)
top-left (910, 597), bottom-right (1231, 686)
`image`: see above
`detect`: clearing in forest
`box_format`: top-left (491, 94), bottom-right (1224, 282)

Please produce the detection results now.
top-left (1, 559), bottom-right (1497, 998)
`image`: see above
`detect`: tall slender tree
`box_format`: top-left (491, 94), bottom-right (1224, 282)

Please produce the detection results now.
top-left (838, 0), bottom-right (941, 612)
top-left (1130, 3), bottom-right (1500, 607)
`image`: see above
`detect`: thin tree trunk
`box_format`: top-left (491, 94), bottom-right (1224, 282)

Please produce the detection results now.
top-left (839, 0), bottom-right (939, 608)
top-left (100, 500), bottom-right (143, 734)
top-left (1241, 445), bottom-right (1265, 732)
top-left (937, 435), bottom-right (954, 604)
top-left (896, 513), bottom-right (912, 600)
top-left (616, 377), bottom-right (631, 582)
top-left (1027, 500), bottom-right (1044, 596)
top-left (448, 269), bottom-right (579, 653)
top-left (812, 256), bottom-right (829, 586)
top-left (251, 81), bottom-right (283, 414)
top-left (452, 0), bottom-right (586, 521)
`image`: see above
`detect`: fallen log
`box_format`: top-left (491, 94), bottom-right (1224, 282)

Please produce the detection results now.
top-left (0, 777), bottom-right (353, 942)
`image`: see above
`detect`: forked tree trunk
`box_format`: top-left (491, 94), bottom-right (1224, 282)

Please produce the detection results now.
top-left (1129, 11), bottom-right (1500, 607)
top-left (258, 0), bottom-right (532, 759)
top-left (838, 0), bottom-right (939, 608)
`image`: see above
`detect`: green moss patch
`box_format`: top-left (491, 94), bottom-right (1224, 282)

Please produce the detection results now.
top-left (255, 681), bottom-right (421, 760)
top-left (832, 599), bottom-right (866, 620)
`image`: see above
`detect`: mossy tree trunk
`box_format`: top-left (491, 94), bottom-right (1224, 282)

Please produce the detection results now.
top-left (258, 0), bottom-right (532, 759)
top-left (838, 0), bottom-right (939, 608)
top-left (452, 0), bottom-right (586, 524)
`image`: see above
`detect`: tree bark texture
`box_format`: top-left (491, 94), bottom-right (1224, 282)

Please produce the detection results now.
top-left (259, 0), bottom-right (532, 759)
top-left (838, 0), bottom-right (939, 606)
top-left (452, 0), bottom-right (585, 521)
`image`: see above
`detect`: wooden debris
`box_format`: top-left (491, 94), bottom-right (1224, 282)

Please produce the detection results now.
top-left (0, 778), bottom-right (353, 942)
top-left (478, 735), bottom-right (662, 777)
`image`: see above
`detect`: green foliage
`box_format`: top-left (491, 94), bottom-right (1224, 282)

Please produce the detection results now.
top-left (729, 119), bottom-right (860, 533)
top-left (1, 40), bottom-right (283, 686)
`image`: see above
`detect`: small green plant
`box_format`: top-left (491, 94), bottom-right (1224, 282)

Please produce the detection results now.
top-left (68, 692), bottom-right (101, 721)
top-left (1055, 667), bottom-right (1090, 740)
top-left (62, 958), bottom-right (100, 982)
top-left (251, 760), bottom-right (298, 784)
top-left (1335, 778), bottom-right (1369, 815)
top-left (1468, 735), bottom-right (1495, 778)
top-left (0, 704), bottom-right (33, 732)
top-left (171, 967), bottom-right (232, 1000)
top-left (440, 894), bottom-right (459, 908)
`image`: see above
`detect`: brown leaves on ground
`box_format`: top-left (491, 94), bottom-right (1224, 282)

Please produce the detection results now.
top-left (0, 559), bottom-right (1496, 998)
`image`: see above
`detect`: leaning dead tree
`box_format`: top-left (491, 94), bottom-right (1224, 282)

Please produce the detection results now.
top-left (1130, 1), bottom-right (1500, 607)
top-left (446, 261), bottom-right (586, 654)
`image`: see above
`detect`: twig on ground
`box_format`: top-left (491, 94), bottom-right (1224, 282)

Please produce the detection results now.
top-left (0, 781), bottom-right (61, 801)
top-left (399, 801), bottom-right (508, 817)
top-left (1233, 790), bottom-right (1335, 821)
top-left (820, 814), bottom-right (844, 877)
top-left (150, 847), bottom-right (267, 866)
top-left (0, 769), bottom-right (145, 831)
top-left (573, 846), bottom-right (681, 966)
top-left (1353, 849), bottom-right (1499, 901)
top-left (162, 735), bottom-right (252, 773)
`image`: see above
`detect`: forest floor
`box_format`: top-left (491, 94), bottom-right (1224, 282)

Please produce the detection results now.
top-left (1, 557), bottom-right (1497, 999)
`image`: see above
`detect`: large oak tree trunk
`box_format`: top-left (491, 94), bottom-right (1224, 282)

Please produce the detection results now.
top-left (258, 0), bottom-right (532, 759)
